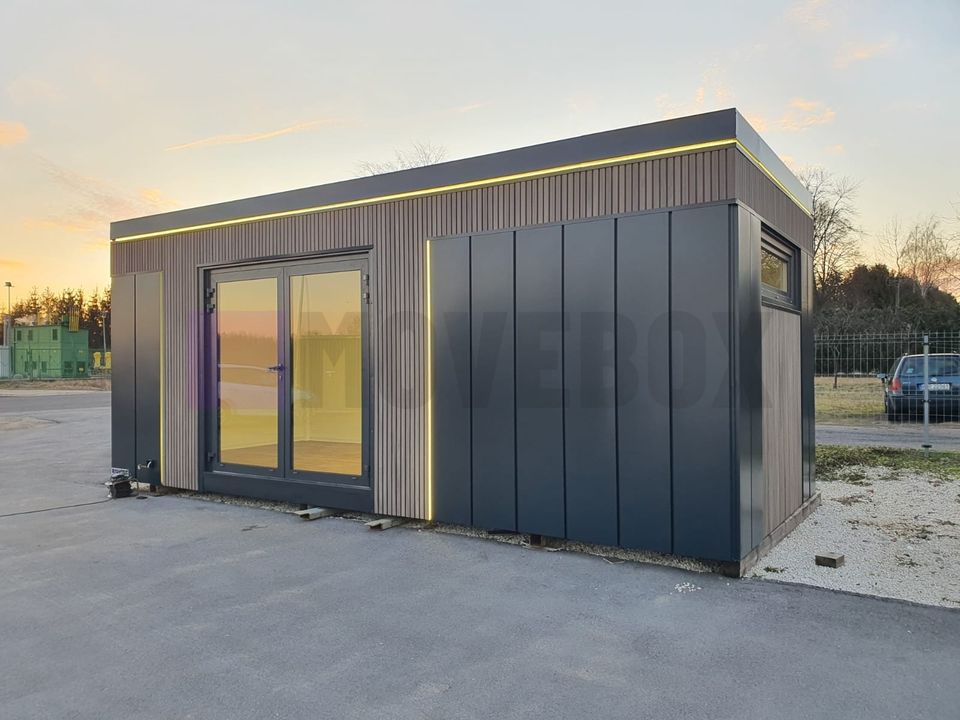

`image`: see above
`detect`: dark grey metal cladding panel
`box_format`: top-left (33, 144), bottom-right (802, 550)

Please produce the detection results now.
top-left (471, 231), bottom-right (516, 530)
top-left (563, 219), bottom-right (618, 546)
top-left (134, 272), bottom-right (163, 485)
top-left (800, 250), bottom-right (815, 500)
top-left (515, 225), bottom-right (565, 538)
top-left (616, 213), bottom-right (671, 553)
top-left (671, 205), bottom-right (734, 561)
top-left (431, 236), bottom-right (472, 525)
top-left (734, 206), bottom-right (764, 556)
top-left (110, 274), bottom-right (136, 475)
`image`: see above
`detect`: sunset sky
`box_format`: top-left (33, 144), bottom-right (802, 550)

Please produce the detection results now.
top-left (1, 0), bottom-right (957, 302)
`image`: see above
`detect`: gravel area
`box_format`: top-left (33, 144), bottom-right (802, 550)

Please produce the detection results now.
top-left (753, 466), bottom-right (960, 608)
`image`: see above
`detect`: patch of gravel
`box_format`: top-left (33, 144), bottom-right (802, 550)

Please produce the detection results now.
top-left (752, 465), bottom-right (960, 608)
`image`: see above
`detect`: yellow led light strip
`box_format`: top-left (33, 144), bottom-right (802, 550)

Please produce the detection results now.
top-left (159, 272), bottom-right (164, 483)
top-left (735, 141), bottom-right (811, 216)
top-left (115, 137), bottom-right (815, 243)
top-left (424, 240), bottom-right (434, 521)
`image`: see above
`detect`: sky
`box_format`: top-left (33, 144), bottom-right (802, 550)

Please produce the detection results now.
top-left (1, 0), bottom-right (958, 302)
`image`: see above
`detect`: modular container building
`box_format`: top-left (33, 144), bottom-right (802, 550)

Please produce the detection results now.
top-left (11, 324), bottom-right (90, 378)
top-left (110, 109), bottom-right (816, 573)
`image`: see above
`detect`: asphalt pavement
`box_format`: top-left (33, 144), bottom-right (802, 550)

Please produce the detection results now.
top-left (0, 390), bottom-right (111, 414)
top-left (817, 421), bottom-right (960, 450)
top-left (1, 393), bottom-right (959, 719)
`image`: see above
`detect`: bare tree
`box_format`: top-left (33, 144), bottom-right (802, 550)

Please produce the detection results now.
top-left (358, 142), bottom-right (448, 176)
top-left (878, 217), bottom-right (907, 313)
top-left (798, 167), bottom-right (862, 290)
top-left (901, 216), bottom-right (960, 298)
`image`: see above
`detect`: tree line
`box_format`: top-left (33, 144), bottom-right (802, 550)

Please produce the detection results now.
top-left (803, 168), bottom-right (959, 335)
top-left (2, 287), bottom-right (111, 350)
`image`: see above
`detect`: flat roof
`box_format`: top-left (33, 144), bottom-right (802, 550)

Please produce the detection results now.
top-left (111, 108), bottom-right (811, 242)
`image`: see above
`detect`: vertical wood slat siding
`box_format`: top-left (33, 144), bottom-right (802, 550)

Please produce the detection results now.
top-left (761, 307), bottom-right (803, 535)
top-left (111, 147), bottom-right (735, 518)
top-left (735, 152), bottom-right (812, 250)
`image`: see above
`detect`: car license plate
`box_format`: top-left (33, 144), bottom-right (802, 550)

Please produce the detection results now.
top-left (921, 383), bottom-right (951, 391)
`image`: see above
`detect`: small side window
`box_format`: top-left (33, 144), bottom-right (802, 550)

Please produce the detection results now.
top-left (761, 248), bottom-right (788, 293)
top-left (761, 233), bottom-right (798, 308)
top-left (52, 328), bottom-right (58, 341)
top-left (27, 329), bottom-right (33, 342)
top-left (16, 330), bottom-right (21, 342)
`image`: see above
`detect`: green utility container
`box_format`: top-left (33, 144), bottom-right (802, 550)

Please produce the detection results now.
top-left (11, 324), bottom-right (89, 378)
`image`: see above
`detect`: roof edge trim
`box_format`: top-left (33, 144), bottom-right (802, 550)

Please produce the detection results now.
top-left (113, 138), bottom-right (739, 242)
top-left (114, 135), bottom-right (810, 243)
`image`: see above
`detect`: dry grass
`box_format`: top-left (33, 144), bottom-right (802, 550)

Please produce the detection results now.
top-left (816, 444), bottom-right (960, 482)
top-left (815, 375), bottom-right (886, 425)
top-left (0, 377), bottom-right (111, 391)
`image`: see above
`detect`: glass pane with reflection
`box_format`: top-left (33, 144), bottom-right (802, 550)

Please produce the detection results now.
top-left (290, 271), bottom-right (362, 476)
top-left (217, 277), bottom-right (279, 467)
top-left (761, 247), bottom-right (789, 293)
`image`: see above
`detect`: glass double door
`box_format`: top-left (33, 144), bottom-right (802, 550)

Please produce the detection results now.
top-left (208, 258), bottom-right (368, 492)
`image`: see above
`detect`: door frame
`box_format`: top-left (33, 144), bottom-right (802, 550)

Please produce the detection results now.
top-left (199, 252), bottom-right (373, 512)
top-left (284, 256), bottom-right (370, 488)
top-left (205, 264), bottom-right (287, 479)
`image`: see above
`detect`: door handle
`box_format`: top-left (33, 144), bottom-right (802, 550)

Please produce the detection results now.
top-left (266, 364), bottom-right (285, 373)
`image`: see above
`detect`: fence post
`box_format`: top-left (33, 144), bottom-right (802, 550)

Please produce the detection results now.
top-left (922, 334), bottom-right (931, 451)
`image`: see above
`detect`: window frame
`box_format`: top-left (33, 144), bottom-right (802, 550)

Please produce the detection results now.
top-left (760, 231), bottom-right (799, 310)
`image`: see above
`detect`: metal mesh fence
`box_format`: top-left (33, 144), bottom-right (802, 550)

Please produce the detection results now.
top-left (815, 331), bottom-right (960, 432)
top-left (815, 331), bottom-right (960, 378)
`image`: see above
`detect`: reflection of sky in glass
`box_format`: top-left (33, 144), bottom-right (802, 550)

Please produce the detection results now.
top-left (218, 278), bottom-right (278, 339)
top-left (291, 270), bottom-right (363, 475)
top-left (291, 272), bottom-right (360, 337)
top-left (217, 276), bottom-right (278, 467)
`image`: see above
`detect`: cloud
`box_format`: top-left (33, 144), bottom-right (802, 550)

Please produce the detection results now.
top-left (451, 101), bottom-right (491, 114)
top-left (743, 113), bottom-right (768, 133)
top-left (777, 98), bottom-right (836, 131)
top-left (656, 67), bottom-right (731, 120)
top-left (24, 154), bottom-right (181, 237)
top-left (165, 119), bottom-right (339, 152)
top-left (741, 98), bottom-right (836, 135)
top-left (0, 121), bottom-right (28, 146)
top-left (786, 0), bottom-right (831, 31)
top-left (835, 41), bottom-right (892, 69)
top-left (826, 144), bottom-right (845, 155)
top-left (0, 258), bottom-right (27, 271)
top-left (138, 188), bottom-right (179, 210)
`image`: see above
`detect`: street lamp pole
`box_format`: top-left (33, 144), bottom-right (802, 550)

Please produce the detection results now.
top-left (101, 309), bottom-right (108, 368)
top-left (3, 281), bottom-right (11, 314)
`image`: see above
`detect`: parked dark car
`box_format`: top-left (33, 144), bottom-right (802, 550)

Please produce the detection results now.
top-left (879, 353), bottom-right (960, 421)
